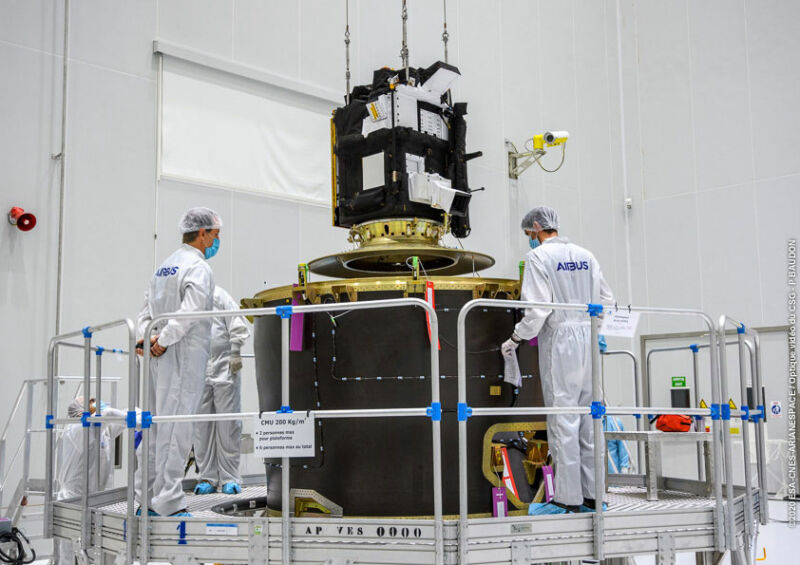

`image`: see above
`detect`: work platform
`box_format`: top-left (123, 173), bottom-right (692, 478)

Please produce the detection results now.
top-left (51, 478), bottom-right (762, 564)
top-left (42, 301), bottom-right (769, 564)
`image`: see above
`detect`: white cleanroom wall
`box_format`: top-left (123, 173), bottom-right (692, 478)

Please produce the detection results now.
top-left (2, 0), bottom-right (799, 534)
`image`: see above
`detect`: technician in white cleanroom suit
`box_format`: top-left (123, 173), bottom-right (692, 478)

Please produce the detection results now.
top-left (55, 397), bottom-right (127, 565)
top-left (193, 286), bottom-right (251, 495)
top-left (501, 206), bottom-right (614, 515)
top-left (134, 207), bottom-right (221, 517)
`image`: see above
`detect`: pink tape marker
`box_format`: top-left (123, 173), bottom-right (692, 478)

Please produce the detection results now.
top-left (542, 465), bottom-right (554, 502)
top-left (289, 296), bottom-right (304, 352)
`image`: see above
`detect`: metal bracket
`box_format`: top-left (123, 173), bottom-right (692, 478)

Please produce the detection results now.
top-left (248, 518), bottom-right (270, 565)
top-left (507, 148), bottom-right (546, 179)
top-left (290, 488), bottom-right (343, 517)
top-left (657, 532), bottom-right (675, 565)
top-left (91, 509), bottom-right (104, 564)
top-left (170, 555), bottom-right (199, 565)
top-left (510, 539), bottom-right (532, 564)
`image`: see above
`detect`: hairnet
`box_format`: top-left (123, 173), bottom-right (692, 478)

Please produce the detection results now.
top-left (178, 207), bottom-right (223, 234)
top-left (520, 206), bottom-right (559, 232)
top-left (68, 396), bottom-right (86, 418)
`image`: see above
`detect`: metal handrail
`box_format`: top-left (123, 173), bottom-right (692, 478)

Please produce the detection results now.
top-left (746, 334), bottom-right (769, 524)
top-left (0, 438), bottom-right (25, 494)
top-left (137, 298), bottom-right (443, 565)
top-left (601, 349), bottom-right (642, 468)
top-left (717, 316), bottom-right (748, 558)
top-left (644, 340), bottom-right (739, 417)
top-left (1, 375), bottom-right (123, 510)
top-left (0, 385), bottom-right (28, 448)
top-left (456, 300), bottom-right (728, 561)
top-left (44, 318), bottom-right (138, 557)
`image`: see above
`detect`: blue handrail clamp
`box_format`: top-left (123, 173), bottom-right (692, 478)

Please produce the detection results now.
top-left (276, 305), bottom-right (293, 319)
top-left (457, 403), bottom-right (472, 421)
top-left (587, 303), bottom-right (603, 317)
top-left (427, 402), bottom-right (442, 421)
top-left (591, 401), bottom-right (606, 419)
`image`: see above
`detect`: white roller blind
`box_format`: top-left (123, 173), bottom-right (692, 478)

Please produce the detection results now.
top-left (161, 62), bottom-right (335, 204)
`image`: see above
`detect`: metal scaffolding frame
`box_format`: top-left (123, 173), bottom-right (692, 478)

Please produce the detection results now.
top-left (42, 298), bottom-right (767, 564)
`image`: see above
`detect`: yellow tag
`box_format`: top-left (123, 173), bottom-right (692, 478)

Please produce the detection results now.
top-left (699, 399), bottom-right (708, 409)
top-left (728, 398), bottom-right (737, 409)
top-left (489, 385), bottom-right (502, 396)
top-left (730, 427), bottom-right (740, 435)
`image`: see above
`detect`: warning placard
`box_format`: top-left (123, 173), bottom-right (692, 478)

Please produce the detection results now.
top-left (254, 412), bottom-right (315, 458)
top-left (600, 310), bottom-right (640, 337)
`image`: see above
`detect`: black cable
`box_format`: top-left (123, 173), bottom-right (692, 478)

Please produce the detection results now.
top-left (0, 527), bottom-right (36, 565)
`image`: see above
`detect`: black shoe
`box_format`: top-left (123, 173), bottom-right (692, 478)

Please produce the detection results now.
top-left (552, 500), bottom-right (582, 513)
top-left (581, 498), bottom-right (608, 512)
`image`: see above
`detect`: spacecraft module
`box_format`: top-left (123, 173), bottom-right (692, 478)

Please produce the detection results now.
top-left (244, 62), bottom-right (545, 516)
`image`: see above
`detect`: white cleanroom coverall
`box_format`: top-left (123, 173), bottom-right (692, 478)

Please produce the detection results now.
top-left (514, 236), bottom-right (614, 507)
top-left (135, 244), bottom-right (214, 516)
top-left (55, 407), bottom-right (127, 565)
top-left (194, 286), bottom-right (251, 487)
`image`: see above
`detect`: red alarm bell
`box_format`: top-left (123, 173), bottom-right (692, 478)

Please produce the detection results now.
top-left (8, 207), bottom-right (37, 232)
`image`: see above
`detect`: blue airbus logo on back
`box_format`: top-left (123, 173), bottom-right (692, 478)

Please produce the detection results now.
top-left (556, 261), bottom-right (589, 272)
top-left (156, 266), bottom-right (179, 277)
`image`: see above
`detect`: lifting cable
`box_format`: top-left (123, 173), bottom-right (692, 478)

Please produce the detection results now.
top-left (400, 0), bottom-right (409, 81)
top-left (442, 0), bottom-right (449, 63)
top-left (344, 0), bottom-right (351, 103)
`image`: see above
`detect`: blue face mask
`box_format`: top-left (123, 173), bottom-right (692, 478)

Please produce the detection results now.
top-left (204, 237), bottom-right (220, 260)
top-left (529, 236), bottom-right (540, 249)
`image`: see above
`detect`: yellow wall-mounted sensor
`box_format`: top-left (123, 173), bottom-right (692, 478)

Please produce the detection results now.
top-left (508, 129), bottom-right (570, 178)
top-left (543, 131), bottom-right (569, 146)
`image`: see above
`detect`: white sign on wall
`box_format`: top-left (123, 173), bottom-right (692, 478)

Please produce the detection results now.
top-left (161, 66), bottom-right (334, 204)
top-left (254, 412), bottom-right (316, 458)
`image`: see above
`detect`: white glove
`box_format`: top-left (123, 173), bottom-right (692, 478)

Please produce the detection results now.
top-left (229, 350), bottom-right (243, 374)
top-left (501, 338), bottom-right (519, 357)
